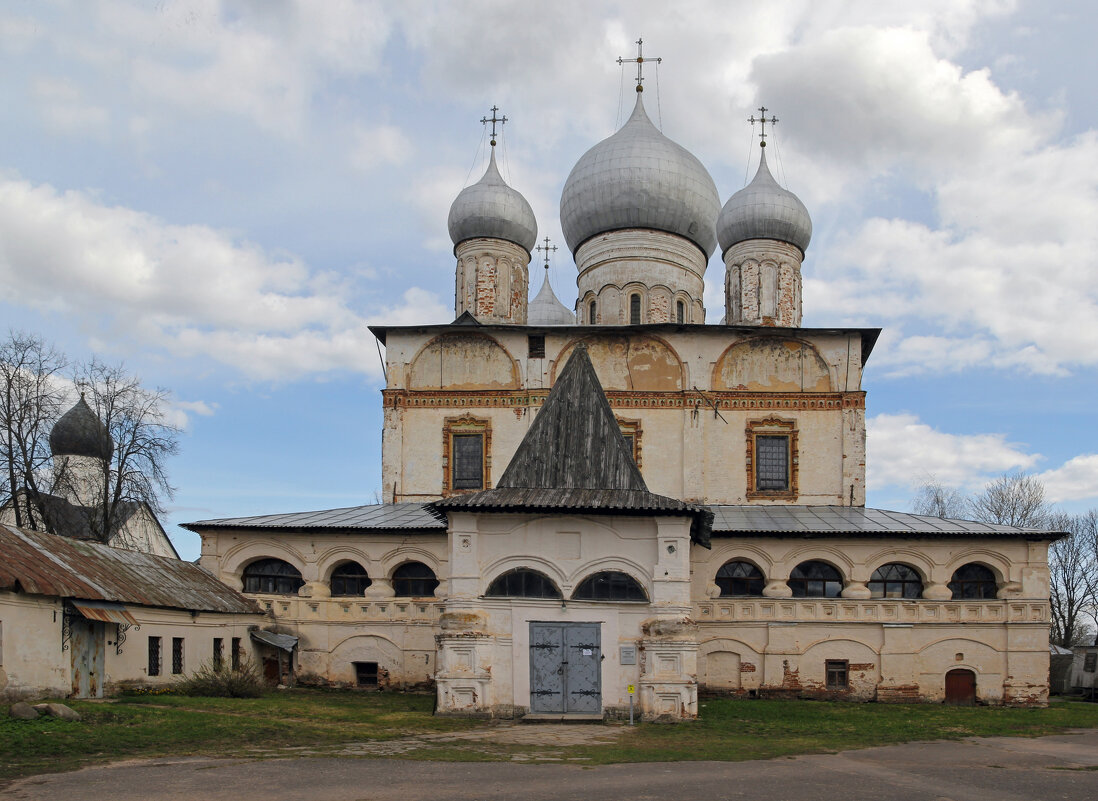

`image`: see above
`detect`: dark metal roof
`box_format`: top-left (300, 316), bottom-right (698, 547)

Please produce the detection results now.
top-left (708, 505), bottom-right (1062, 538)
top-left (436, 347), bottom-right (712, 546)
top-left (369, 323), bottom-right (882, 366)
top-left (0, 524), bottom-right (261, 614)
top-left (184, 502), bottom-right (447, 532)
top-left (498, 344), bottom-right (646, 492)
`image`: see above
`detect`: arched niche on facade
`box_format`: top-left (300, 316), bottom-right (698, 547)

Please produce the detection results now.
top-left (553, 334), bottom-right (684, 391)
top-left (408, 333), bottom-right (520, 390)
top-left (711, 337), bottom-right (833, 392)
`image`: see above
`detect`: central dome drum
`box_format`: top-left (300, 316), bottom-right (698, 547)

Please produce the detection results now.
top-left (559, 94), bottom-right (720, 258)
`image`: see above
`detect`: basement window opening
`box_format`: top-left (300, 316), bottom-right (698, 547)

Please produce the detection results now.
top-left (354, 661), bottom-right (379, 688)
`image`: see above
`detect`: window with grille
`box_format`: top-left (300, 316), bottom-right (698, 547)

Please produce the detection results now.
top-left (789, 561), bottom-right (843, 598)
top-left (869, 563), bottom-right (924, 599)
top-left (486, 568), bottom-right (562, 599)
top-left (171, 637), bottom-right (184, 675)
top-left (242, 558), bottom-right (304, 595)
top-left (826, 660), bottom-right (849, 689)
top-left (755, 435), bottom-right (789, 490)
top-left (331, 561), bottom-right (372, 596)
top-left (451, 433), bottom-right (484, 490)
top-left (948, 563), bottom-right (997, 599)
top-left (528, 335), bottom-right (545, 358)
top-left (231, 637), bottom-right (241, 671)
top-left (630, 294), bottom-right (641, 324)
top-left (213, 638), bottom-right (224, 671)
top-left (572, 571), bottom-right (648, 602)
top-left (676, 300), bottom-right (685, 324)
top-left (715, 561), bottom-right (765, 596)
top-left (392, 562), bottom-right (439, 597)
top-left (354, 661), bottom-right (379, 687)
top-left (148, 636), bottom-right (162, 677)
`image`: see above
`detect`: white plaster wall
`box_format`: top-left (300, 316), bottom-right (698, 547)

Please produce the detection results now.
top-left (0, 592), bottom-right (68, 702)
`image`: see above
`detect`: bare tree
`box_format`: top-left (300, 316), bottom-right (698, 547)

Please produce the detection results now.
top-left (968, 472), bottom-right (1050, 528)
top-left (0, 331), bottom-right (68, 530)
top-left (1047, 511), bottom-right (1098, 647)
top-left (911, 477), bottom-right (968, 518)
top-left (72, 358), bottom-right (180, 545)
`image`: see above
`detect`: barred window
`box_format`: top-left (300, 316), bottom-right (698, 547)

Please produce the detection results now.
top-left (715, 561), bottom-right (765, 596)
top-left (171, 637), bottom-right (184, 675)
top-left (528, 335), bottom-right (545, 359)
top-left (755, 435), bottom-right (789, 491)
top-left (213, 638), bottom-right (224, 671)
top-left (231, 637), bottom-right (241, 671)
top-left (630, 294), bottom-right (641, 325)
top-left (451, 433), bottom-right (484, 490)
top-left (486, 568), bottom-right (562, 599)
top-left (148, 636), bottom-right (162, 677)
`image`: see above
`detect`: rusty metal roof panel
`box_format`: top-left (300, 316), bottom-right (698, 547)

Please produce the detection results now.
top-left (184, 502), bottom-right (446, 531)
top-left (0, 524), bottom-right (260, 614)
top-left (708, 505), bottom-right (1058, 537)
top-left (71, 600), bottom-right (137, 625)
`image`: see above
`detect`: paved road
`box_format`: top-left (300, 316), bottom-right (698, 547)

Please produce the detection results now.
top-left (5, 730), bottom-right (1098, 801)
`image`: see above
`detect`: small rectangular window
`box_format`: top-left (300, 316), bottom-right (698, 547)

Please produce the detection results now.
top-left (451, 433), bottom-right (484, 490)
top-left (354, 661), bottom-right (379, 688)
top-left (755, 435), bottom-right (789, 491)
top-left (148, 636), bottom-right (162, 677)
top-left (826, 659), bottom-right (849, 690)
top-left (171, 637), bottom-right (184, 675)
top-left (213, 638), bottom-right (224, 671)
top-left (629, 294), bottom-right (641, 324)
top-left (527, 335), bottom-right (545, 358)
top-left (231, 637), bottom-right (242, 671)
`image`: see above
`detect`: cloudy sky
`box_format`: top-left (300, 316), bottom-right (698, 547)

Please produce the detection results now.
top-left (2, 0), bottom-right (1097, 559)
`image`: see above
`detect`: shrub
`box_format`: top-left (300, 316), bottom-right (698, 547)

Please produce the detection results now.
top-left (174, 656), bottom-right (265, 698)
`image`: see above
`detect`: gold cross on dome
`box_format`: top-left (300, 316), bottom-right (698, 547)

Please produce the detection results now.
top-left (536, 237), bottom-right (557, 270)
top-left (480, 105), bottom-right (507, 147)
top-left (617, 38), bottom-right (661, 92)
top-left (748, 106), bottom-right (778, 147)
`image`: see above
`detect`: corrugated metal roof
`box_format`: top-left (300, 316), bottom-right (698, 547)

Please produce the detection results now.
top-left (71, 600), bottom-right (137, 625)
top-left (184, 502), bottom-right (446, 531)
top-left (708, 506), bottom-right (1059, 537)
top-left (0, 524), bottom-right (261, 614)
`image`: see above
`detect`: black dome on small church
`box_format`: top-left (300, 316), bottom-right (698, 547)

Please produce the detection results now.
top-left (49, 396), bottom-right (113, 460)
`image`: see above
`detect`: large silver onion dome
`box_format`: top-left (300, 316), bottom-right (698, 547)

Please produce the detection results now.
top-left (527, 271), bottom-right (576, 325)
top-left (718, 148), bottom-right (812, 256)
top-left (559, 93), bottom-right (720, 257)
top-left (448, 150), bottom-right (538, 254)
top-left (49, 395), bottom-right (113, 460)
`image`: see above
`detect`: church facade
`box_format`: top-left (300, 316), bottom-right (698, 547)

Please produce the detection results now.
top-left (187, 83), bottom-right (1057, 717)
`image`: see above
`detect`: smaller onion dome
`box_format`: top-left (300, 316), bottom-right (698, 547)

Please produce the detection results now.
top-left (448, 150), bottom-right (538, 254)
top-left (49, 395), bottom-right (113, 460)
top-left (717, 148), bottom-right (812, 256)
top-left (528, 271), bottom-right (576, 325)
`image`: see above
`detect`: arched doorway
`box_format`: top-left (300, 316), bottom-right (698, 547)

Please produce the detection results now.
top-left (945, 668), bottom-right (977, 705)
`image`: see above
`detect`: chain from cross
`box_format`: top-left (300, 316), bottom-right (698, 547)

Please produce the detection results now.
top-left (535, 236), bottom-right (557, 270)
top-left (617, 37), bottom-right (661, 92)
top-left (480, 105), bottom-right (507, 147)
top-left (748, 106), bottom-right (778, 147)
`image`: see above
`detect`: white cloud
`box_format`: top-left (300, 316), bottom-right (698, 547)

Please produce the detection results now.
top-left (31, 76), bottom-right (109, 137)
top-left (0, 177), bottom-right (447, 381)
top-left (1039, 454), bottom-right (1098, 504)
top-left (349, 124), bottom-right (413, 171)
top-left (866, 412), bottom-right (1038, 491)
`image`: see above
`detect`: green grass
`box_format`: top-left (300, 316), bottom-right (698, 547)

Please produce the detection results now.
top-left (3, 691), bottom-right (1098, 782)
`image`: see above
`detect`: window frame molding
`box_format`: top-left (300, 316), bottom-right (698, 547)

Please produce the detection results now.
top-left (442, 414), bottom-right (492, 496)
top-left (745, 417), bottom-right (799, 500)
top-left (616, 416), bottom-right (643, 471)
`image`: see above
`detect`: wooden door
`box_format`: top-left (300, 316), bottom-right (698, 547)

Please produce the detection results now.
top-left (945, 668), bottom-right (976, 705)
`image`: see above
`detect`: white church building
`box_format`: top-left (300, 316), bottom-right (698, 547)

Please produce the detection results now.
top-left (186, 75), bottom-right (1058, 718)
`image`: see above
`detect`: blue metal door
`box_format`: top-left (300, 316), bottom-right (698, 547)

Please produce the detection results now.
top-left (529, 622), bottom-right (600, 714)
